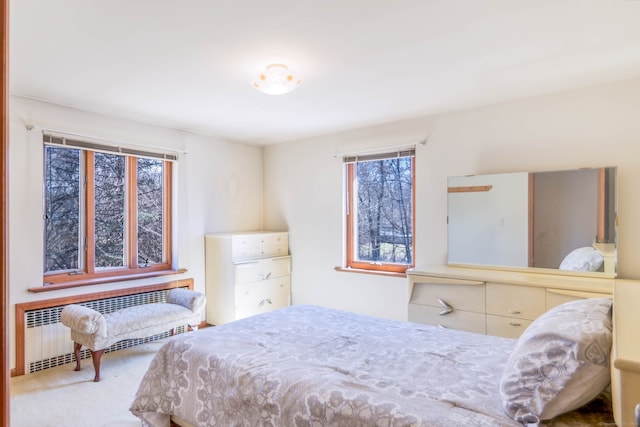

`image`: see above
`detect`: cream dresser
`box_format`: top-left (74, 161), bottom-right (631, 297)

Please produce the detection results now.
top-left (407, 265), bottom-right (613, 339)
top-left (205, 231), bottom-right (291, 325)
top-left (408, 266), bottom-right (640, 426)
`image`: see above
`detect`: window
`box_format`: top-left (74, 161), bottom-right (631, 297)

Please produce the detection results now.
top-left (43, 135), bottom-right (175, 286)
top-left (345, 148), bottom-right (415, 274)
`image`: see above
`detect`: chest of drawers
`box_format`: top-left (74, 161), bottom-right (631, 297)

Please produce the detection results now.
top-left (205, 231), bottom-right (291, 325)
top-left (408, 266), bottom-right (613, 339)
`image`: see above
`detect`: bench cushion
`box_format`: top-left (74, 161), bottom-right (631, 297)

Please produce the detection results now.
top-left (106, 303), bottom-right (194, 338)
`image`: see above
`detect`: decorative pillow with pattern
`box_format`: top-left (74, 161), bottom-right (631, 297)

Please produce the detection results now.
top-left (499, 297), bottom-right (613, 425)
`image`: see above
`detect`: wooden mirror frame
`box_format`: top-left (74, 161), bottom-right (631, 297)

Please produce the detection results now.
top-left (2, 0), bottom-right (9, 422)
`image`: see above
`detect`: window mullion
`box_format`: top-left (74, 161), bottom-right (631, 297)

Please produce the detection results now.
top-left (127, 157), bottom-right (138, 269)
top-left (346, 163), bottom-right (355, 267)
top-left (85, 151), bottom-right (95, 275)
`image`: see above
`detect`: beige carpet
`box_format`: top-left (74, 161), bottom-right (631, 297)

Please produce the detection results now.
top-left (10, 340), bottom-right (165, 427)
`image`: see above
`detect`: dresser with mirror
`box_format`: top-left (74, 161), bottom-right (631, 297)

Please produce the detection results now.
top-left (408, 166), bottom-right (618, 337)
top-left (407, 165), bottom-right (640, 427)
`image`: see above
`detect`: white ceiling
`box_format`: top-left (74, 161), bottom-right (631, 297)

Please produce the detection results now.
top-left (9, 1), bottom-right (640, 145)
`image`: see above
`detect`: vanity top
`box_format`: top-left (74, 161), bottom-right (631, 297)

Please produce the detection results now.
top-left (407, 265), bottom-right (615, 294)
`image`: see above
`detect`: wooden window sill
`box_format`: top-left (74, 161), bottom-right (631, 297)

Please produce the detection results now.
top-left (30, 268), bottom-right (188, 293)
top-left (334, 266), bottom-right (407, 278)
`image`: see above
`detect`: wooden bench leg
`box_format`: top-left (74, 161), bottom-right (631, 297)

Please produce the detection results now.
top-left (89, 349), bottom-right (105, 382)
top-left (72, 342), bottom-right (82, 372)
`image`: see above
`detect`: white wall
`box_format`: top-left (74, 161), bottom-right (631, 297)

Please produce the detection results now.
top-left (8, 96), bottom-right (264, 369)
top-left (262, 77), bottom-right (640, 321)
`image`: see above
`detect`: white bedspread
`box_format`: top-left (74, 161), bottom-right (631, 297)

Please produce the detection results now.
top-left (130, 304), bottom-right (612, 427)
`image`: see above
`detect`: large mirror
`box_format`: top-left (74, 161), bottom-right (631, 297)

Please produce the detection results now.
top-left (447, 167), bottom-right (617, 277)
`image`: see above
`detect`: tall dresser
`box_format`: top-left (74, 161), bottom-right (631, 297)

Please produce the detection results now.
top-left (204, 231), bottom-right (291, 325)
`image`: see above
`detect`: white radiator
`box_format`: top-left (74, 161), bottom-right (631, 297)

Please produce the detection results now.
top-left (23, 288), bottom-right (187, 374)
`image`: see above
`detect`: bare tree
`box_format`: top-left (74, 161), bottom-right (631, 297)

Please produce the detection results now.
top-left (44, 147), bottom-right (165, 273)
top-left (355, 157), bottom-right (412, 264)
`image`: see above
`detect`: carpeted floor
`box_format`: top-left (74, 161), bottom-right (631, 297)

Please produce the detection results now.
top-left (10, 340), bottom-right (165, 427)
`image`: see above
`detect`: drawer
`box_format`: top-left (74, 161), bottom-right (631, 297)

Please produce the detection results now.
top-left (546, 288), bottom-right (612, 310)
top-left (410, 279), bottom-right (485, 313)
top-left (486, 314), bottom-right (533, 339)
top-left (235, 278), bottom-right (290, 320)
top-left (234, 256), bottom-right (291, 285)
top-left (232, 234), bottom-right (288, 260)
top-left (486, 283), bottom-right (545, 320)
top-left (260, 243), bottom-right (288, 258)
top-left (408, 303), bottom-right (486, 334)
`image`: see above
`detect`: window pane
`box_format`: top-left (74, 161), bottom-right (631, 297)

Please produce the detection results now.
top-left (94, 152), bottom-right (126, 268)
top-left (44, 146), bottom-right (81, 273)
top-left (137, 158), bottom-right (164, 266)
top-left (354, 157), bottom-right (413, 264)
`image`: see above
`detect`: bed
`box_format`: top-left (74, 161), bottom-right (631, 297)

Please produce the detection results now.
top-left (130, 300), bottom-right (615, 427)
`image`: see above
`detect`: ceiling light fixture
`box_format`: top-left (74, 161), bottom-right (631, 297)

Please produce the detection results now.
top-left (252, 63), bottom-right (302, 95)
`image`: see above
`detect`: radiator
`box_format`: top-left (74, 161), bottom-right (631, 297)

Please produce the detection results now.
top-left (22, 288), bottom-right (187, 374)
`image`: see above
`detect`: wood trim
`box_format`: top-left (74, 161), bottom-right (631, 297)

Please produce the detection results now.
top-left (597, 167), bottom-right (605, 242)
top-left (345, 162), bottom-right (355, 267)
top-left (447, 185), bottom-right (493, 193)
top-left (31, 267), bottom-right (187, 293)
top-left (43, 262), bottom-right (178, 286)
top-left (334, 266), bottom-right (406, 278)
top-left (1, 0), bottom-right (9, 421)
top-left (528, 173), bottom-right (534, 267)
top-left (86, 151), bottom-right (96, 274)
top-left (14, 277), bottom-right (194, 376)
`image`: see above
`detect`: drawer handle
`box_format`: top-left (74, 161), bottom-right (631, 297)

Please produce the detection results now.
top-left (437, 298), bottom-right (454, 316)
top-left (509, 322), bottom-right (522, 327)
top-left (258, 272), bottom-right (272, 281)
top-left (259, 298), bottom-right (273, 306)
top-left (437, 324), bottom-right (448, 329)
top-left (508, 309), bottom-right (521, 315)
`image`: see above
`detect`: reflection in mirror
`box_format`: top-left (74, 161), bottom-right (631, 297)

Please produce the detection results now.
top-left (447, 167), bottom-right (617, 277)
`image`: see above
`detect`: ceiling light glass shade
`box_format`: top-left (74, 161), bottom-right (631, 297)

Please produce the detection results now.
top-left (252, 64), bottom-right (302, 95)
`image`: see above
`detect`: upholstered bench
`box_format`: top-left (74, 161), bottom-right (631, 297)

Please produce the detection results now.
top-left (60, 288), bottom-right (206, 382)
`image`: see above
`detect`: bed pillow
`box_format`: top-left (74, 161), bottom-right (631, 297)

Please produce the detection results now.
top-left (499, 297), bottom-right (613, 425)
top-left (558, 247), bottom-right (604, 272)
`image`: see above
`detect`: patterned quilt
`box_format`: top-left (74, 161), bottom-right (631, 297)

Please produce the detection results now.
top-left (129, 304), bottom-right (612, 427)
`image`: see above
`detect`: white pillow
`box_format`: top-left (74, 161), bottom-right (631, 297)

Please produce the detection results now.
top-left (499, 298), bottom-right (613, 424)
top-left (559, 247), bottom-right (604, 272)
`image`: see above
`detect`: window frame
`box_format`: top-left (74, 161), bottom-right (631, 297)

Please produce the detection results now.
top-left (43, 140), bottom-right (174, 287)
top-left (345, 152), bottom-right (416, 274)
